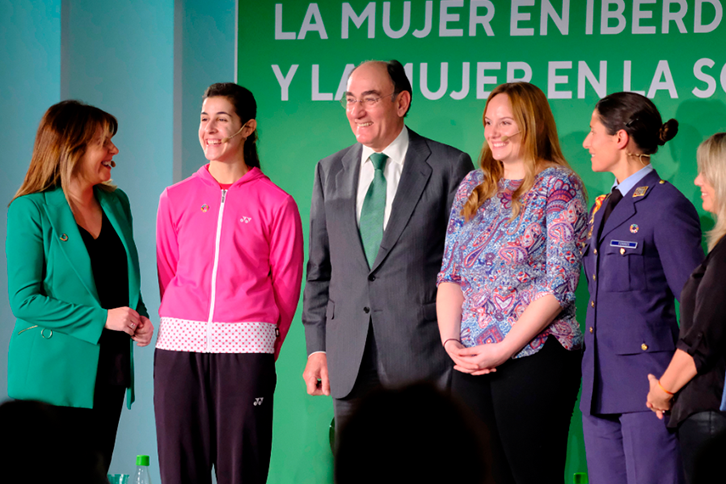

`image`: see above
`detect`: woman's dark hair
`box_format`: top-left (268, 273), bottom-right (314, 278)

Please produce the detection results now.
top-left (203, 82), bottom-right (260, 169)
top-left (595, 92), bottom-right (678, 155)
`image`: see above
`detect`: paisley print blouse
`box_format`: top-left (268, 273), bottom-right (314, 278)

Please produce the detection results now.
top-left (437, 167), bottom-right (588, 358)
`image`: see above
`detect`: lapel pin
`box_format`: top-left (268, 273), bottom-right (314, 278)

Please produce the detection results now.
top-left (630, 224), bottom-right (639, 234)
top-left (60, 234), bottom-right (68, 241)
top-left (201, 204), bottom-right (209, 212)
top-left (633, 186), bottom-right (648, 197)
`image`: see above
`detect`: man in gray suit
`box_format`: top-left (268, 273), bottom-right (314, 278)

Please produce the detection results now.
top-left (302, 60), bottom-right (474, 426)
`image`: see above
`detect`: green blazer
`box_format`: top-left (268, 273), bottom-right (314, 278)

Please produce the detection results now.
top-left (6, 185), bottom-right (147, 409)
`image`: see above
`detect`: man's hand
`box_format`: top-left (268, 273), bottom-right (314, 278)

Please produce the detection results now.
top-left (303, 353), bottom-right (330, 396)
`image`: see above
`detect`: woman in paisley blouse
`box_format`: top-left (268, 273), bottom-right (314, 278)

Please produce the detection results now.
top-left (437, 82), bottom-right (588, 484)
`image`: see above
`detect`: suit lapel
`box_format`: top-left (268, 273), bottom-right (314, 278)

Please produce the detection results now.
top-left (98, 189), bottom-right (141, 308)
top-left (372, 129), bottom-right (432, 272)
top-left (598, 170), bottom-right (660, 243)
top-left (43, 187), bottom-right (99, 301)
top-left (337, 144), bottom-right (371, 270)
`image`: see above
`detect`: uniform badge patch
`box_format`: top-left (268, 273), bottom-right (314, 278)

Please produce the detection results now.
top-left (587, 194), bottom-right (608, 240)
top-left (610, 240), bottom-right (638, 249)
top-left (633, 186), bottom-right (648, 197)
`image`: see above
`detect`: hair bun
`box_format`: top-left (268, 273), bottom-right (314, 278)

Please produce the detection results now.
top-left (658, 119), bottom-right (679, 145)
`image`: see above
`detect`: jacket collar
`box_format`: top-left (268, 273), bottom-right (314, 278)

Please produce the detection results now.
top-left (194, 164), bottom-right (267, 188)
top-left (42, 186), bottom-right (140, 305)
top-left (372, 128), bottom-right (432, 272)
top-left (598, 169), bottom-right (661, 243)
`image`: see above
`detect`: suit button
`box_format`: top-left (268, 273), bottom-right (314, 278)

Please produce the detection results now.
top-left (591, 301), bottom-right (595, 308)
top-left (368, 275), bottom-right (376, 281)
top-left (592, 274), bottom-right (596, 280)
top-left (594, 248), bottom-right (598, 255)
top-left (641, 343), bottom-right (648, 351)
top-left (589, 327), bottom-right (594, 333)
top-left (364, 307), bottom-right (370, 313)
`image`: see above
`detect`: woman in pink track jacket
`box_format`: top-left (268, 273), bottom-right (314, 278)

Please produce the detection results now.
top-left (154, 83), bottom-right (304, 484)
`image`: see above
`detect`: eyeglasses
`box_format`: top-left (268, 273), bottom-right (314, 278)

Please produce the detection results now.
top-left (340, 92), bottom-right (397, 109)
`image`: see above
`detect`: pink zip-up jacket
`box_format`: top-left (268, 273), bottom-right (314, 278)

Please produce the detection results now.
top-left (155, 165), bottom-right (303, 359)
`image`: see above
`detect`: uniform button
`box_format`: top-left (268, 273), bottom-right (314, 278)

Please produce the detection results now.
top-left (594, 248), bottom-right (598, 255)
top-left (592, 274), bottom-right (596, 280)
top-left (620, 248), bottom-right (626, 255)
top-left (364, 307), bottom-right (370, 314)
top-left (591, 301), bottom-right (595, 308)
top-left (368, 275), bottom-right (376, 281)
top-left (589, 327), bottom-right (594, 333)
top-left (659, 180), bottom-right (665, 184)
top-left (641, 343), bottom-right (648, 351)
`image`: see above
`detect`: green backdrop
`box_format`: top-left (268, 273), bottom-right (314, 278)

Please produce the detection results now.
top-left (238, 1), bottom-right (726, 482)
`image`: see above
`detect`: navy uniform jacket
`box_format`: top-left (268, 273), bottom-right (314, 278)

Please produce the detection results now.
top-left (581, 169), bottom-right (703, 415)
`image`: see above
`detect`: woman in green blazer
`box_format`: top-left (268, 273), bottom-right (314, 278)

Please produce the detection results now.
top-left (6, 100), bottom-right (153, 472)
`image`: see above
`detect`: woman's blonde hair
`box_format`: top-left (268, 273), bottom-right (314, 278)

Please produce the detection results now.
top-left (696, 132), bottom-right (726, 251)
top-left (12, 100), bottom-right (118, 203)
top-left (461, 82), bottom-right (570, 221)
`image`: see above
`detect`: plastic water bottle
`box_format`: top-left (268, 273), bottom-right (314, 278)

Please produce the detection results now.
top-left (132, 455), bottom-right (152, 484)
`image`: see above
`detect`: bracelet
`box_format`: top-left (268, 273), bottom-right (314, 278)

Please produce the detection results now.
top-left (443, 338), bottom-right (462, 348)
top-left (657, 380), bottom-right (675, 396)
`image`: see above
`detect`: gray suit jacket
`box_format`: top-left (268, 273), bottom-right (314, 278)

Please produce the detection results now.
top-left (303, 128), bottom-right (474, 399)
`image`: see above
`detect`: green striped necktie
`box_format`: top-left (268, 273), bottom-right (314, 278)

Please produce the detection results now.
top-left (359, 152), bottom-right (388, 267)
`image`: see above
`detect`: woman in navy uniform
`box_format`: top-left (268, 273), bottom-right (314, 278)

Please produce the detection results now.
top-left (580, 92), bottom-right (703, 484)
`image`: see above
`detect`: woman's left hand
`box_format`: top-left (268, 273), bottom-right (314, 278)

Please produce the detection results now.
top-left (132, 316), bottom-right (155, 347)
top-left (646, 373), bottom-right (673, 420)
top-left (451, 342), bottom-right (511, 375)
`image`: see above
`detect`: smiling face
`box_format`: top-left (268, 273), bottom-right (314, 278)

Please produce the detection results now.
top-left (199, 96), bottom-right (246, 163)
top-left (345, 62), bottom-right (408, 152)
top-left (695, 172), bottom-right (717, 213)
top-left (76, 125), bottom-right (118, 186)
top-left (484, 94), bottom-right (522, 167)
top-left (583, 110), bottom-right (622, 174)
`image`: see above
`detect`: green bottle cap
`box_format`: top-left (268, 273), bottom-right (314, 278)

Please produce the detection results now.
top-left (136, 455), bottom-right (150, 466)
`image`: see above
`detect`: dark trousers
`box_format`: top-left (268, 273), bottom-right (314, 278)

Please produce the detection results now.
top-left (53, 383), bottom-right (126, 474)
top-left (333, 324), bottom-right (384, 434)
top-left (154, 349), bottom-right (276, 484)
top-left (333, 322), bottom-right (452, 434)
top-left (452, 337), bottom-right (581, 484)
top-left (678, 410), bottom-right (726, 484)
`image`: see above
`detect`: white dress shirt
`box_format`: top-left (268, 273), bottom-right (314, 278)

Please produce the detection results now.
top-left (356, 126), bottom-right (410, 229)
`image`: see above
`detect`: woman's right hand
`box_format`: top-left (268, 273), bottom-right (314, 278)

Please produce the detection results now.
top-left (105, 307), bottom-right (141, 336)
top-left (444, 339), bottom-right (497, 374)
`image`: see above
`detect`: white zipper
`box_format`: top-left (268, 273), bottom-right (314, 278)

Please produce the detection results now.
top-left (206, 189), bottom-right (227, 352)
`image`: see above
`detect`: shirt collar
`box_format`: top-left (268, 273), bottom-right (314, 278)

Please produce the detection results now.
top-left (361, 126), bottom-right (409, 166)
top-left (614, 163), bottom-right (654, 196)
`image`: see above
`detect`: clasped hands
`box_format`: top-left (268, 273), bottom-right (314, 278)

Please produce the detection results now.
top-left (645, 373), bottom-right (673, 420)
top-left (106, 307), bottom-right (155, 347)
top-left (444, 340), bottom-right (510, 375)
